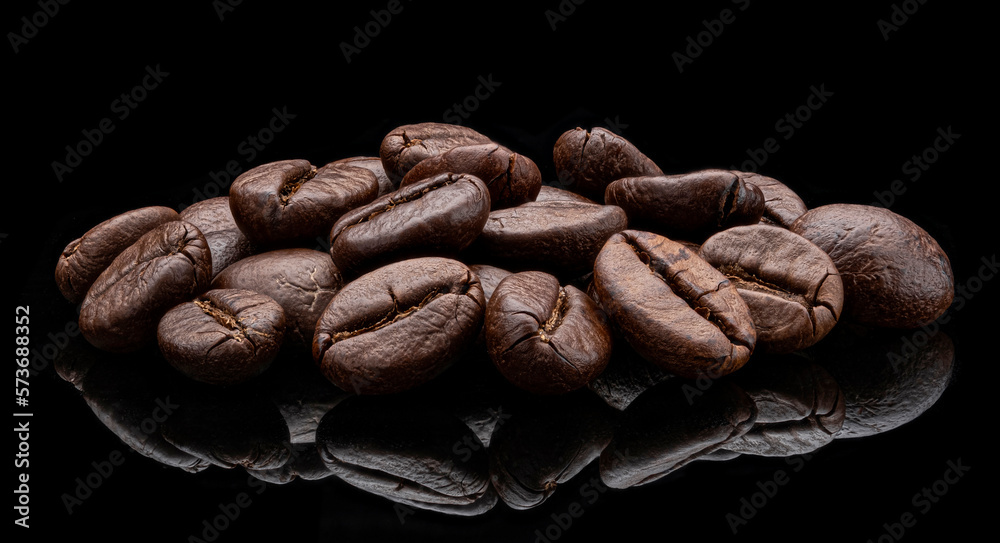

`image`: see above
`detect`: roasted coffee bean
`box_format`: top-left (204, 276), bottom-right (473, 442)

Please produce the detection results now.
top-left (178, 196), bottom-right (256, 279)
top-left (312, 257), bottom-right (485, 395)
top-left (599, 379), bottom-right (757, 489)
top-left (722, 355), bottom-right (846, 457)
top-left (157, 289), bottom-right (286, 386)
top-left (734, 171), bottom-right (808, 228)
top-left (55, 206), bottom-right (179, 304)
top-left (379, 121), bottom-right (493, 183)
top-left (229, 159), bottom-right (379, 245)
top-left (399, 143), bottom-right (542, 209)
top-left (212, 248), bottom-right (342, 347)
top-left (534, 184), bottom-right (598, 204)
top-left (316, 395), bottom-right (495, 514)
top-left (488, 393), bottom-right (615, 509)
top-left (465, 200), bottom-right (628, 278)
top-left (80, 221), bottom-right (212, 353)
top-left (790, 204), bottom-right (954, 328)
top-left (699, 225), bottom-right (844, 353)
top-left (592, 230), bottom-right (757, 379)
top-left (328, 173), bottom-right (491, 276)
top-left (485, 271), bottom-right (613, 395)
top-left (605, 169), bottom-right (765, 241)
top-left (330, 155), bottom-right (396, 196)
top-left (552, 126), bottom-right (663, 202)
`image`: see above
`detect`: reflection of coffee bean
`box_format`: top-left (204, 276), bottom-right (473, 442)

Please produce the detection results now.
top-left (312, 257), bottom-right (485, 394)
top-left (80, 221), bottom-right (212, 353)
top-left (157, 289), bottom-right (285, 386)
top-left (55, 206), bottom-right (179, 303)
top-left (212, 248), bottom-right (342, 347)
top-left (699, 224), bottom-right (844, 353)
top-left (229, 159), bottom-right (379, 245)
top-left (605, 169), bottom-right (764, 241)
top-left (328, 172), bottom-right (491, 276)
top-left (552, 126), bottom-right (663, 202)
top-left (593, 230), bottom-right (756, 379)
top-left (791, 204), bottom-right (954, 329)
top-left (485, 271), bottom-right (613, 395)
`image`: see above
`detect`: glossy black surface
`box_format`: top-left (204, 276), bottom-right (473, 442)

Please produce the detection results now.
top-left (8, 2), bottom-right (989, 542)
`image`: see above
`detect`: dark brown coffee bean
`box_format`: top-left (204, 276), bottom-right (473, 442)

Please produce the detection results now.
top-left (316, 395), bottom-right (495, 513)
top-left (468, 264), bottom-right (513, 305)
top-left (330, 155), bottom-right (396, 196)
top-left (465, 200), bottom-right (628, 278)
top-left (157, 289), bottom-right (286, 385)
top-left (229, 159), bottom-right (379, 245)
top-left (211, 248), bottom-right (343, 347)
top-left (592, 230), bottom-right (757, 379)
top-left (552, 126), bottom-right (663, 202)
top-left (178, 196), bottom-right (256, 279)
top-left (605, 169), bottom-right (765, 241)
top-left (599, 379), bottom-right (757, 489)
top-left (55, 206), bottom-right (180, 303)
top-left (328, 172), bottom-right (491, 276)
top-left (488, 393), bottom-right (615, 509)
top-left (699, 224), bottom-right (844, 353)
top-left (379, 121), bottom-right (493, 183)
top-left (80, 221), bottom-right (212, 353)
top-left (722, 355), bottom-right (846, 457)
top-left (790, 204), bottom-right (954, 328)
top-left (485, 271), bottom-right (613, 395)
top-left (734, 171), bottom-right (808, 228)
top-left (312, 257), bottom-right (485, 395)
top-left (399, 142), bottom-right (542, 209)
top-left (534, 184), bottom-right (598, 204)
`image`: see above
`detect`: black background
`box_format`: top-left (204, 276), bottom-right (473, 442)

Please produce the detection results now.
top-left (7, 1), bottom-right (992, 542)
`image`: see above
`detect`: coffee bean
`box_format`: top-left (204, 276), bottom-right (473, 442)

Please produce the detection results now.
top-left (157, 289), bottom-right (286, 386)
top-left (592, 230), bottom-right (757, 379)
top-left (312, 257), bottom-right (485, 394)
top-left (465, 200), bottom-right (628, 278)
top-left (330, 155), bottom-right (396, 196)
top-left (229, 159), bottom-right (379, 246)
top-left (790, 203), bottom-right (954, 328)
top-left (80, 220), bottom-right (213, 353)
top-left (179, 196), bottom-right (256, 279)
top-left (55, 206), bottom-right (179, 303)
top-left (486, 271), bottom-right (613, 394)
top-left (605, 169), bottom-right (765, 241)
top-left (379, 121), bottom-right (493, 183)
top-left (328, 172), bottom-right (491, 276)
top-left (399, 143), bottom-right (542, 209)
top-left (468, 264), bottom-right (513, 305)
top-left (211, 248), bottom-right (343, 347)
top-left (534, 184), bottom-right (598, 204)
top-left (699, 224), bottom-right (844, 353)
top-left (552, 126), bottom-right (663, 202)
top-left (734, 171), bottom-right (808, 228)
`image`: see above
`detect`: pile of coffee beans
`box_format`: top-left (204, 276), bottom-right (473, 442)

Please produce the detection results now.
top-left (55, 122), bottom-right (956, 392)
